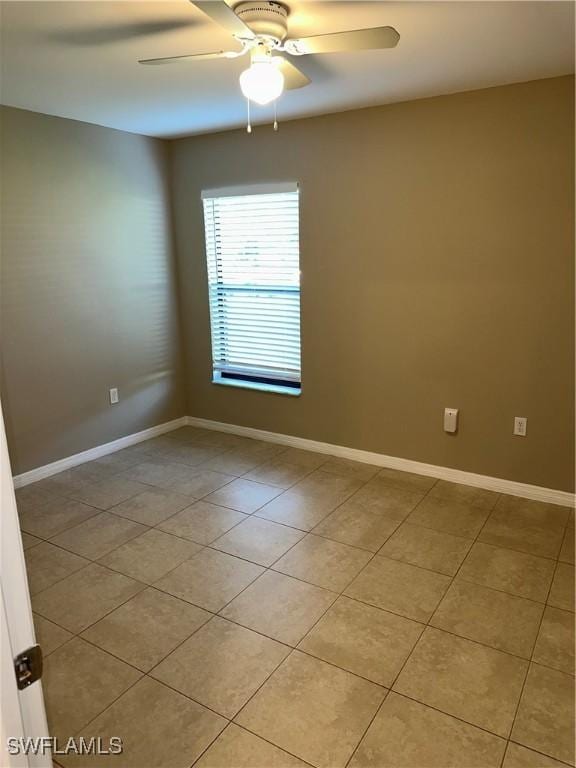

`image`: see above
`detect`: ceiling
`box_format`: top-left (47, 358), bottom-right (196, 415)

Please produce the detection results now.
top-left (0, 1), bottom-right (573, 138)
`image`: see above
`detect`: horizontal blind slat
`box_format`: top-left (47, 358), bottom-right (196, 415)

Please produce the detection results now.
top-left (204, 189), bottom-right (301, 385)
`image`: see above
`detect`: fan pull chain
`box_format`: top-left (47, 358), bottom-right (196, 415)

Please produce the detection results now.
top-left (273, 100), bottom-right (279, 132)
top-left (246, 98), bottom-right (252, 134)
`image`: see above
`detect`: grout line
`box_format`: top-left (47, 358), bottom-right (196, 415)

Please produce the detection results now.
top-left (502, 554), bottom-right (560, 768)
top-left (22, 434), bottom-right (574, 767)
top-left (505, 739), bottom-right (575, 768)
top-left (344, 489), bottom-right (506, 767)
top-left (191, 722), bottom-right (319, 768)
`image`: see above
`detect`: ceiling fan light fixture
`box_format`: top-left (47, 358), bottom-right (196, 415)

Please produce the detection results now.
top-left (239, 59), bottom-right (285, 105)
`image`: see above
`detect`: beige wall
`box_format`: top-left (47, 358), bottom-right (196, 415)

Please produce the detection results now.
top-left (1, 107), bottom-right (185, 474)
top-left (170, 76), bottom-right (575, 492)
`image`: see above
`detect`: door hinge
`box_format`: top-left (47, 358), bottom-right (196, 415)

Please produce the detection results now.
top-left (14, 645), bottom-right (43, 690)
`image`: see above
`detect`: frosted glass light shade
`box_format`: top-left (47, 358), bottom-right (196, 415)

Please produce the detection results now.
top-left (239, 61), bottom-right (284, 105)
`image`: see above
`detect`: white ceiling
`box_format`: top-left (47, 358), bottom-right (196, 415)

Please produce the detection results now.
top-left (0, 1), bottom-right (573, 138)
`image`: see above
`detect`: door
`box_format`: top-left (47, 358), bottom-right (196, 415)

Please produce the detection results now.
top-left (0, 405), bottom-right (51, 768)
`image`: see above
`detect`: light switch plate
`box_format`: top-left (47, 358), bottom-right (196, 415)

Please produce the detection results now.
top-left (109, 388), bottom-right (119, 405)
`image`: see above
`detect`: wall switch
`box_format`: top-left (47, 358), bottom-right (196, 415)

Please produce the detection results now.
top-left (514, 416), bottom-right (527, 436)
top-left (444, 407), bottom-right (459, 433)
top-left (109, 388), bottom-right (119, 405)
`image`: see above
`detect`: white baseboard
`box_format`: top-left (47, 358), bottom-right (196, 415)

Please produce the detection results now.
top-left (12, 413), bottom-right (575, 508)
top-left (12, 417), bottom-right (187, 489)
top-left (187, 416), bottom-right (576, 508)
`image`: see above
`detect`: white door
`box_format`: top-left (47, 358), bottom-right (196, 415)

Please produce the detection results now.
top-left (0, 405), bottom-right (51, 768)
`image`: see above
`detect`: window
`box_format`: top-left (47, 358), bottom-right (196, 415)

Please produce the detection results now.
top-left (202, 182), bottom-right (301, 396)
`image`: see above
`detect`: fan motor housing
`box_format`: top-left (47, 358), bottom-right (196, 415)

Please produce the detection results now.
top-left (233, 1), bottom-right (289, 42)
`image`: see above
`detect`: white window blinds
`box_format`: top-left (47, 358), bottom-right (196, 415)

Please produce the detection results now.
top-left (202, 183), bottom-right (301, 393)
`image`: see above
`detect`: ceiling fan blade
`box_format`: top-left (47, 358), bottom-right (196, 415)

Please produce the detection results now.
top-left (286, 26), bottom-right (399, 56)
top-left (273, 57), bottom-right (310, 90)
top-left (192, 1), bottom-right (254, 38)
top-left (139, 49), bottom-right (244, 65)
top-left (49, 19), bottom-right (198, 47)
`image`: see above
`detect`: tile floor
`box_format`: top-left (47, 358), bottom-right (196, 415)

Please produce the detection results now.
top-left (16, 425), bottom-right (575, 768)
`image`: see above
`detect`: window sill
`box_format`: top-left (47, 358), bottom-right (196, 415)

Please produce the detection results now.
top-left (212, 376), bottom-right (301, 397)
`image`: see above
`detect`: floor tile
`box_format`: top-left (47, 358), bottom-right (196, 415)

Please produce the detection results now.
top-left (511, 663), bottom-right (575, 765)
top-left (532, 606), bottom-right (575, 674)
top-left (313, 503), bottom-right (400, 552)
top-left (202, 436), bottom-right (264, 457)
top-left (406, 495), bottom-right (489, 538)
top-left (152, 617), bottom-right (290, 718)
top-left (430, 580), bottom-right (543, 658)
top-left (19, 497), bottom-right (100, 538)
top-left (122, 459), bottom-right (183, 487)
top-left (257, 472), bottom-right (361, 531)
top-left (202, 449), bottom-right (270, 476)
top-left (33, 614), bottom-right (73, 656)
top-left (15, 483), bottom-right (58, 513)
top-left (193, 431), bottom-right (254, 450)
top-left (166, 467), bottom-right (236, 498)
top-left (114, 441), bottom-right (156, 458)
top-left (24, 541), bottom-right (89, 595)
top-left (273, 534), bottom-right (372, 591)
top-left (41, 463), bottom-right (119, 495)
top-left (156, 441), bottom-right (223, 467)
top-left (99, 528), bottom-right (202, 583)
top-left (61, 676), bottom-right (226, 768)
top-left (479, 509), bottom-right (564, 559)
top-left (221, 570), bottom-right (336, 645)
top-left (457, 542), bottom-right (556, 602)
top-left (155, 548), bottom-right (264, 612)
top-left (349, 692), bottom-right (506, 768)
top-left (345, 556), bottom-right (451, 622)
top-left (82, 587), bottom-right (211, 671)
top-left (138, 436), bottom-right (184, 456)
top-left (299, 596), bottom-right (423, 686)
top-left (158, 501), bottom-right (247, 545)
top-left (559, 527), bottom-right (575, 564)
top-left (379, 523), bottom-right (472, 576)
top-left (319, 457), bottom-right (380, 482)
top-left (429, 481), bottom-right (499, 510)
top-left (212, 516), bottom-right (305, 567)
top-left (376, 467), bottom-right (437, 493)
top-left (110, 488), bottom-right (191, 526)
top-left (503, 743), bottom-right (569, 768)
top-left (338, 478), bottom-right (424, 522)
top-left (195, 724), bottom-right (309, 768)
top-left (69, 476), bottom-right (149, 510)
top-left (43, 636), bottom-right (141, 743)
top-left (167, 426), bottom-right (216, 443)
top-left (203, 478), bottom-right (283, 514)
top-left (90, 451), bottom-right (143, 472)
top-left (21, 531), bottom-right (43, 550)
top-left (236, 651), bottom-right (385, 768)
top-left (33, 562), bottom-right (144, 633)
top-left (256, 490), bottom-right (342, 531)
top-left (50, 512), bottom-right (147, 560)
top-left (548, 563), bottom-right (575, 612)
top-left (243, 459), bottom-right (313, 489)
top-left (276, 448), bottom-right (329, 468)
top-left (495, 496), bottom-right (570, 528)
top-left (393, 627), bottom-right (528, 737)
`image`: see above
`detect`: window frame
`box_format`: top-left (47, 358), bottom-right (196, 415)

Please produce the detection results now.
top-left (201, 182), bottom-right (302, 397)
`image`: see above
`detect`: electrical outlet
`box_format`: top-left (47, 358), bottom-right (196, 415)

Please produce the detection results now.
top-left (514, 416), bottom-right (527, 437)
top-left (109, 388), bottom-right (119, 405)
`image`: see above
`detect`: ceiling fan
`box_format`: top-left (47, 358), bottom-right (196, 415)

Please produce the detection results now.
top-left (139, 1), bottom-right (399, 115)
